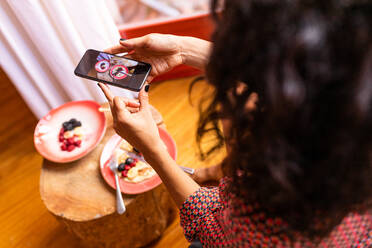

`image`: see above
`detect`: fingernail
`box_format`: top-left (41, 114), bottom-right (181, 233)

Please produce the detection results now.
top-left (120, 38), bottom-right (126, 41)
top-left (145, 84), bottom-right (150, 92)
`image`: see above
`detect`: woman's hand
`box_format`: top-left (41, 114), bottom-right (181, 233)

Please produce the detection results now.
top-left (98, 83), bottom-right (165, 157)
top-left (104, 34), bottom-right (184, 82)
top-left (98, 82), bottom-right (200, 206)
top-left (104, 34), bottom-right (212, 81)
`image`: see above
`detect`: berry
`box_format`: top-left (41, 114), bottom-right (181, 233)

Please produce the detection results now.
top-left (125, 157), bottom-right (134, 165)
top-left (118, 163), bottom-right (126, 172)
top-left (74, 140), bottom-right (82, 147)
top-left (125, 165), bottom-right (131, 170)
top-left (133, 158), bottom-right (139, 163)
top-left (129, 163), bottom-right (136, 168)
top-left (61, 143), bottom-right (67, 151)
top-left (122, 171), bottom-right (128, 177)
top-left (60, 119), bottom-right (82, 151)
top-left (63, 122), bottom-right (74, 131)
top-left (74, 121), bottom-right (82, 128)
top-left (67, 144), bottom-right (75, 152)
top-left (67, 138), bottom-right (75, 145)
top-left (68, 118), bottom-right (82, 128)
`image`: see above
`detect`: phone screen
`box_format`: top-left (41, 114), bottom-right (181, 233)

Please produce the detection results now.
top-left (74, 49), bottom-right (151, 92)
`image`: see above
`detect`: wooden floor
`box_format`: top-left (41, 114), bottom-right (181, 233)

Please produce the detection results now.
top-left (0, 68), bottom-right (222, 248)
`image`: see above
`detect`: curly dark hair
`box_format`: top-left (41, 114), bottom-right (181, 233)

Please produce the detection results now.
top-left (197, 0), bottom-right (372, 238)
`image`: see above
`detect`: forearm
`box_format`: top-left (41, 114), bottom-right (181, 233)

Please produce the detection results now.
top-left (143, 145), bottom-right (200, 207)
top-left (179, 36), bottom-right (212, 70)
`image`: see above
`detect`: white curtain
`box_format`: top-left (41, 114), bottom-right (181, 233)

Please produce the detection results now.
top-left (0, 0), bottom-right (136, 119)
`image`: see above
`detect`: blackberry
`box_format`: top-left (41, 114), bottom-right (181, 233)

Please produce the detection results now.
top-left (74, 121), bottom-right (82, 127)
top-left (118, 163), bottom-right (126, 172)
top-left (62, 119), bottom-right (81, 131)
top-left (70, 119), bottom-right (82, 127)
top-left (63, 122), bottom-right (74, 131)
top-left (125, 157), bottom-right (134, 165)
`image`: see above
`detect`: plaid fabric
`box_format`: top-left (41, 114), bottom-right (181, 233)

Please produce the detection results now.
top-left (179, 178), bottom-right (372, 248)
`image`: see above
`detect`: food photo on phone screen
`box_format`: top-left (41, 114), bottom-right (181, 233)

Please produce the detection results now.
top-left (74, 49), bottom-right (151, 92)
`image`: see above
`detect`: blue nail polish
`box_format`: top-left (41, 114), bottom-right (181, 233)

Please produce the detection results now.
top-left (120, 38), bottom-right (126, 41)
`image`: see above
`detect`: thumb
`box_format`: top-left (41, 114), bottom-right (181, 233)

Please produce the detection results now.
top-left (139, 83), bottom-right (150, 111)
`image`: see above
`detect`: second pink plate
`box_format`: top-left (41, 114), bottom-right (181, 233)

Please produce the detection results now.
top-left (100, 127), bottom-right (177, 194)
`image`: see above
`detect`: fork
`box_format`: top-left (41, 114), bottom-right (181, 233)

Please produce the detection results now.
top-left (180, 166), bottom-right (195, 175)
top-left (109, 157), bottom-right (126, 214)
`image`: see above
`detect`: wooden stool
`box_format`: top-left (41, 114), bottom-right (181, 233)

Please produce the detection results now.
top-left (40, 104), bottom-right (176, 248)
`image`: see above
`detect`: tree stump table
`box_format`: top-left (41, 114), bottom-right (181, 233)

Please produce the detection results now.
top-left (40, 104), bottom-right (175, 248)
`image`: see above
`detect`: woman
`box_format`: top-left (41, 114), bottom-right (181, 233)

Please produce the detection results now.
top-left (99, 0), bottom-right (372, 247)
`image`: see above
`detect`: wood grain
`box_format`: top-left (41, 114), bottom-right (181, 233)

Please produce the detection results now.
top-left (0, 67), bottom-right (224, 248)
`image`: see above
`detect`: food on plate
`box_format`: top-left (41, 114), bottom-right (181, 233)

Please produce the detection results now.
top-left (59, 118), bottom-right (83, 152)
top-left (115, 140), bottom-right (156, 183)
top-left (119, 140), bottom-right (142, 156)
top-left (96, 56), bottom-right (136, 82)
top-left (118, 139), bottom-right (166, 156)
top-left (125, 161), bottom-right (156, 183)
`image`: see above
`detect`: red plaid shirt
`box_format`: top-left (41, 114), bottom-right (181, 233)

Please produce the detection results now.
top-left (180, 178), bottom-right (372, 247)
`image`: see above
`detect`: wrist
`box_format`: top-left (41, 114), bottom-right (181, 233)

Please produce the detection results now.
top-left (179, 36), bottom-right (190, 66)
top-left (178, 36), bottom-right (212, 69)
top-left (141, 140), bottom-right (170, 166)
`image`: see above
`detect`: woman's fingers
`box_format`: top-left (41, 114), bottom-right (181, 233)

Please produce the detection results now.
top-left (104, 36), bottom-right (147, 54)
top-left (127, 107), bottom-right (139, 113)
top-left (98, 83), bottom-right (140, 111)
top-left (138, 83), bottom-right (150, 111)
top-left (119, 36), bottom-right (147, 50)
top-left (113, 96), bottom-right (130, 118)
top-left (103, 44), bottom-right (133, 54)
top-left (147, 75), bottom-right (154, 83)
top-left (125, 99), bottom-right (140, 108)
top-left (98, 83), bottom-right (114, 107)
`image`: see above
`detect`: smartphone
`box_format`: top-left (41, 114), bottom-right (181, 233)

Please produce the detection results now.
top-left (74, 49), bottom-right (151, 92)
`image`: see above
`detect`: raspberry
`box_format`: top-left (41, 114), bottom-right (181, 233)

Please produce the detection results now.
top-left (124, 165), bottom-right (131, 170)
top-left (61, 143), bottom-right (67, 151)
top-left (59, 119), bottom-right (83, 151)
top-left (67, 138), bottom-right (74, 145)
top-left (129, 163), bottom-right (136, 168)
top-left (67, 144), bottom-right (75, 152)
top-left (122, 171), bottom-right (128, 177)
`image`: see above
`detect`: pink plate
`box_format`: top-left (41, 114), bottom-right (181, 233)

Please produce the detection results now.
top-left (34, 101), bottom-right (106, 163)
top-left (100, 127), bottom-right (177, 194)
